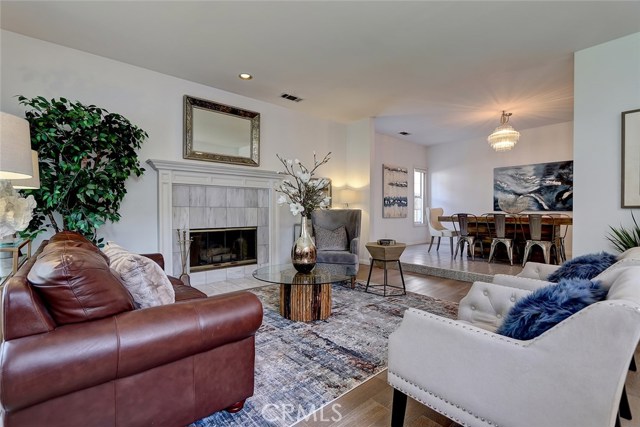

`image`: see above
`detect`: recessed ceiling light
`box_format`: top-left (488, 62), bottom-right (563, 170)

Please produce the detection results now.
top-left (398, 131), bottom-right (411, 136)
top-left (239, 73), bottom-right (253, 80)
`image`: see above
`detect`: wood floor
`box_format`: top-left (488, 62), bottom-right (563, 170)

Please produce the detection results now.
top-left (293, 265), bottom-right (640, 427)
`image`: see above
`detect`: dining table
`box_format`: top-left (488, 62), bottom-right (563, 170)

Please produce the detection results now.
top-left (438, 214), bottom-right (572, 262)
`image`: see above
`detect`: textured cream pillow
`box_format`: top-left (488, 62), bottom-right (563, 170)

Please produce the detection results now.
top-left (103, 242), bottom-right (175, 308)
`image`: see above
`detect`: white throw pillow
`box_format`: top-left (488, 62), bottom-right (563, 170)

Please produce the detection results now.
top-left (103, 242), bottom-right (175, 308)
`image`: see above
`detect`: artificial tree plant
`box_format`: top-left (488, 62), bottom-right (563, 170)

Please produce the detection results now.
top-left (17, 96), bottom-right (148, 244)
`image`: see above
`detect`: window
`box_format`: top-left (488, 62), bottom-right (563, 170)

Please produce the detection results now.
top-left (414, 168), bottom-right (427, 225)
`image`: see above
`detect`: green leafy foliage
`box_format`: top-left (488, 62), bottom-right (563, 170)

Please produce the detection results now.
top-left (17, 96), bottom-right (148, 243)
top-left (607, 211), bottom-right (640, 252)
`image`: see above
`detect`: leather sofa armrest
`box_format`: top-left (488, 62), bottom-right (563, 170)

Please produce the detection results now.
top-left (141, 253), bottom-right (165, 270)
top-left (1, 292), bottom-right (263, 412)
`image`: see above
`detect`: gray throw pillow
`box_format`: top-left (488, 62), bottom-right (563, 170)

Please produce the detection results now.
top-left (103, 242), bottom-right (175, 308)
top-left (314, 225), bottom-right (348, 251)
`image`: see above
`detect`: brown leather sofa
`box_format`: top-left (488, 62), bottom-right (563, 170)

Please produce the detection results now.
top-left (0, 231), bottom-right (263, 427)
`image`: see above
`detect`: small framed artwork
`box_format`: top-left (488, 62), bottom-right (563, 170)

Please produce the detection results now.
top-left (622, 109), bottom-right (640, 207)
top-left (313, 177), bottom-right (332, 208)
top-left (382, 164), bottom-right (408, 218)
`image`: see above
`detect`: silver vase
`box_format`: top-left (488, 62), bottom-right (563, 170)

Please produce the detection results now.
top-left (292, 216), bottom-right (317, 273)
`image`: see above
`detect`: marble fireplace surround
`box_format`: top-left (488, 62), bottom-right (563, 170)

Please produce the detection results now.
top-left (147, 160), bottom-right (281, 284)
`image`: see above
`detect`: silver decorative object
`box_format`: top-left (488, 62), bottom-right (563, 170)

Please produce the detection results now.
top-left (291, 216), bottom-right (316, 273)
top-left (177, 229), bottom-right (193, 285)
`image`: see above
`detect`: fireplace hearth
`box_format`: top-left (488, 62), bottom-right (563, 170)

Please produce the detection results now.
top-left (190, 227), bottom-right (257, 271)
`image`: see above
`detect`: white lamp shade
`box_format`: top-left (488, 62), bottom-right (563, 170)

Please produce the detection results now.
top-left (0, 112), bottom-right (33, 179)
top-left (12, 150), bottom-right (40, 189)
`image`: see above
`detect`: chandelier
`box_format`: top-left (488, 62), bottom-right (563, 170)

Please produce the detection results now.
top-left (487, 111), bottom-right (520, 152)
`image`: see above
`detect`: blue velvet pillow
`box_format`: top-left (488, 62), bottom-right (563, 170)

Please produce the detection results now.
top-left (547, 252), bottom-right (617, 282)
top-left (496, 278), bottom-right (607, 340)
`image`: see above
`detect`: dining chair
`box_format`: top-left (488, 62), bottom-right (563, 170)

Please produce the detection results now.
top-left (550, 213), bottom-right (571, 262)
top-left (427, 207), bottom-right (458, 255)
top-left (521, 213), bottom-right (558, 266)
top-left (451, 213), bottom-right (484, 261)
top-left (483, 212), bottom-right (515, 265)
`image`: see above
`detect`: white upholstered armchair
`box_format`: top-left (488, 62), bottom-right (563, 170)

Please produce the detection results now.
top-left (388, 266), bottom-right (640, 427)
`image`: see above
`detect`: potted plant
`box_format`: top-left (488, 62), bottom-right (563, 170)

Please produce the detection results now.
top-left (607, 211), bottom-right (640, 252)
top-left (17, 96), bottom-right (148, 244)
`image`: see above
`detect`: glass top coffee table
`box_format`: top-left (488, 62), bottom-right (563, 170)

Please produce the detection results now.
top-left (253, 265), bottom-right (351, 322)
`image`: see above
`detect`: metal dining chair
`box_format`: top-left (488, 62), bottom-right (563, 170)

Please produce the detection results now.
top-left (483, 212), bottom-right (515, 265)
top-left (451, 213), bottom-right (484, 261)
top-left (549, 213), bottom-right (571, 263)
top-left (521, 213), bottom-right (558, 266)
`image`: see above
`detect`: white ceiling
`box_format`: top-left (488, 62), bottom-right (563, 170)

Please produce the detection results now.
top-left (2, 1), bottom-right (639, 146)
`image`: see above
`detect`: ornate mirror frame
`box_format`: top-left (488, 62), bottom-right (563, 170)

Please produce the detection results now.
top-left (183, 95), bottom-right (260, 167)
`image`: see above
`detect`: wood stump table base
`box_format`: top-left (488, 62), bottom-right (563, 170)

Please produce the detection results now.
top-left (280, 283), bottom-right (332, 322)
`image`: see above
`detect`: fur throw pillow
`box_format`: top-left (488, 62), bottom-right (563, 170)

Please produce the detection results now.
top-left (103, 242), bottom-right (175, 308)
top-left (496, 278), bottom-right (607, 340)
top-left (314, 225), bottom-right (349, 251)
top-left (547, 252), bottom-right (617, 282)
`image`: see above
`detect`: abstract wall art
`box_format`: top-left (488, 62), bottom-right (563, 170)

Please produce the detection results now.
top-left (383, 164), bottom-right (408, 218)
top-left (494, 161), bottom-right (573, 212)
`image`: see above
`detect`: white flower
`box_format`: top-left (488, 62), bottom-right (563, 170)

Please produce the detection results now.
top-left (295, 171), bottom-right (311, 183)
top-left (275, 152), bottom-right (331, 217)
top-left (0, 181), bottom-right (36, 239)
top-left (313, 178), bottom-right (327, 189)
top-left (322, 196), bottom-right (331, 205)
top-left (289, 202), bottom-right (304, 216)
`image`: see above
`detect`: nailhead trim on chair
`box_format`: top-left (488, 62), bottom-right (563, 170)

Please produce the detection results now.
top-left (388, 371), bottom-right (500, 427)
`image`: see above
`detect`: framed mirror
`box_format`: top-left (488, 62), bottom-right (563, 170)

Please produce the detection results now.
top-left (184, 95), bottom-right (260, 166)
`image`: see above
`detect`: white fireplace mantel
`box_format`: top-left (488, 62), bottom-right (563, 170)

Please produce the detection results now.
top-left (147, 159), bottom-right (282, 276)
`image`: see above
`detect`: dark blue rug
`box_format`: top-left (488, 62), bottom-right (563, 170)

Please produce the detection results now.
top-left (191, 282), bottom-right (458, 427)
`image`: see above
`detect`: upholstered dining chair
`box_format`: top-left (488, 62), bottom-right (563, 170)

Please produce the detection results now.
top-left (482, 212), bottom-right (515, 265)
top-left (427, 207), bottom-right (458, 255)
top-left (388, 266), bottom-right (640, 427)
top-left (451, 213), bottom-right (484, 261)
top-left (521, 213), bottom-right (558, 266)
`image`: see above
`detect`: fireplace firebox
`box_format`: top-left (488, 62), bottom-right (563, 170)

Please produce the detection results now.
top-left (190, 227), bottom-right (257, 271)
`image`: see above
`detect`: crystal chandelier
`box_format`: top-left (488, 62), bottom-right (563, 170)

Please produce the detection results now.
top-left (487, 111), bottom-right (520, 152)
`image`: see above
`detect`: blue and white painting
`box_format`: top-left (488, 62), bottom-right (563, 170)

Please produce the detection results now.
top-left (383, 164), bottom-right (408, 218)
top-left (494, 161), bottom-right (573, 211)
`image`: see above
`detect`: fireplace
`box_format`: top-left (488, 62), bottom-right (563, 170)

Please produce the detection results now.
top-left (190, 227), bottom-right (257, 271)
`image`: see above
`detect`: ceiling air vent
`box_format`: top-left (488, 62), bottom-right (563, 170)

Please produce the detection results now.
top-left (281, 93), bottom-right (303, 103)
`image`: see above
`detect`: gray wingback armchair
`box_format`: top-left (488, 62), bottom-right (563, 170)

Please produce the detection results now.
top-left (311, 209), bottom-right (361, 287)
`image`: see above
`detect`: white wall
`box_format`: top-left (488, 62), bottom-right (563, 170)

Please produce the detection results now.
top-left (370, 133), bottom-right (429, 245)
top-left (427, 121), bottom-right (574, 255)
top-left (573, 32), bottom-right (640, 255)
top-left (344, 118), bottom-right (374, 261)
top-left (428, 121), bottom-right (573, 214)
top-left (1, 30), bottom-right (350, 259)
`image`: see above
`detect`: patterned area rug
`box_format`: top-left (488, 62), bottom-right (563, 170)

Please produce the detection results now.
top-left (192, 282), bottom-right (458, 427)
